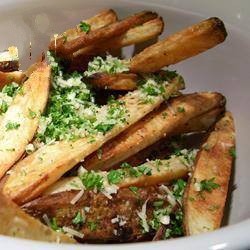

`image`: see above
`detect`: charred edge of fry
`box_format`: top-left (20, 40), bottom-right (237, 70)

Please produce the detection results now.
top-left (49, 9), bottom-right (118, 51)
top-left (0, 61), bottom-right (19, 72)
top-left (72, 17), bottom-right (164, 58)
top-left (89, 73), bottom-right (138, 90)
top-left (58, 11), bottom-right (158, 56)
top-left (129, 17), bottom-right (228, 73)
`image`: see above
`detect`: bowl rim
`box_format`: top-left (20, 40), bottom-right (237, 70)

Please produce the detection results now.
top-left (0, 0), bottom-right (250, 249)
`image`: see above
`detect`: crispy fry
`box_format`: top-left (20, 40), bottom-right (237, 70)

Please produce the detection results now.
top-left (73, 17), bottom-right (164, 57)
top-left (130, 17), bottom-right (227, 73)
top-left (55, 11), bottom-right (158, 57)
top-left (49, 9), bottom-right (118, 51)
top-left (0, 71), bottom-right (25, 89)
top-left (0, 192), bottom-right (76, 243)
top-left (84, 93), bottom-right (225, 171)
top-left (122, 107), bottom-right (225, 167)
top-left (2, 81), bottom-right (183, 204)
top-left (44, 154), bottom-right (192, 195)
top-left (0, 63), bottom-right (50, 179)
top-left (89, 72), bottom-right (138, 90)
top-left (183, 112), bottom-right (235, 235)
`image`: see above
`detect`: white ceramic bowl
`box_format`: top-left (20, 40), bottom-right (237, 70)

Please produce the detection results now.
top-left (0, 0), bottom-right (250, 249)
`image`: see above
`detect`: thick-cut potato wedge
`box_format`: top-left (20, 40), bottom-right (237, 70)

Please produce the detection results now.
top-left (0, 71), bottom-right (25, 89)
top-left (0, 63), bottom-right (50, 179)
top-left (88, 72), bottom-right (138, 90)
top-left (121, 107), bottom-right (225, 168)
top-left (2, 81), bottom-right (183, 204)
top-left (44, 155), bottom-right (191, 195)
top-left (0, 192), bottom-right (76, 243)
top-left (183, 112), bottom-right (235, 235)
top-left (84, 92), bottom-right (225, 171)
top-left (55, 11), bottom-right (158, 56)
top-left (73, 17), bottom-right (164, 57)
top-left (49, 9), bottom-right (118, 51)
top-left (130, 17), bottom-right (227, 73)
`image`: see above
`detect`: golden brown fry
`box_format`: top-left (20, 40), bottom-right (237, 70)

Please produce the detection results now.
top-left (84, 93), bottom-right (225, 171)
top-left (56, 11), bottom-right (158, 56)
top-left (73, 17), bottom-right (164, 57)
top-left (0, 71), bottom-right (25, 89)
top-left (0, 63), bottom-right (51, 179)
top-left (123, 107), bottom-right (225, 167)
top-left (130, 17), bottom-right (227, 73)
top-left (49, 9), bottom-right (118, 51)
top-left (0, 192), bottom-right (76, 243)
top-left (44, 155), bottom-right (190, 195)
top-left (183, 112), bottom-right (235, 235)
top-left (89, 72), bottom-right (138, 90)
top-left (2, 81), bottom-right (183, 204)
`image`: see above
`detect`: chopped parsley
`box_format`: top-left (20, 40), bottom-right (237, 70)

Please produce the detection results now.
top-left (79, 22), bottom-right (91, 33)
top-left (177, 106), bottom-right (185, 113)
top-left (84, 55), bottom-right (129, 77)
top-left (2, 82), bottom-right (20, 97)
top-left (50, 217), bottom-right (61, 231)
top-left (129, 186), bottom-right (139, 194)
top-left (107, 169), bottom-right (125, 185)
top-left (80, 171), bottom-right (103, 191)
top-left (87, 221), bottom-right (97, 231)
top-left (172, 179), bottom-right (187, 202)
top-left (28, 109), bottom-right (37, 119)
top-left (72, 211), bottom-right (84, 225)
top-left (5, 122), bottom-right (20, 131)
top-left (198, 178), bottom-right (220, 193)
top-left (229, 147), bottom-right (236, 158)
top-left (0, 100), bottom-right (8, 114)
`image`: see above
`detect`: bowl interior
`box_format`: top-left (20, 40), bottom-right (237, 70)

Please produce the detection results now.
top-left (0, 0), bottom-right (249, 244)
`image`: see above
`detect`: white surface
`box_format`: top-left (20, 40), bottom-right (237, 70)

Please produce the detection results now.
top-left (0, 0), bottom-right (250, 249)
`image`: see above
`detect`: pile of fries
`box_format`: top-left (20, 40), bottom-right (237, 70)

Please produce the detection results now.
top-left (0, 9), bottom-right (235, 244)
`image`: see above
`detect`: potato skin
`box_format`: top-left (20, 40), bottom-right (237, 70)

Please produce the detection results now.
top-left (130, 17), bottom-right (227, 73)
top-left (183, 112), bottom-right (235, 235)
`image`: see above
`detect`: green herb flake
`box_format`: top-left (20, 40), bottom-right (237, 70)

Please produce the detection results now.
top-left (72, 211), bottom-right (84, 225)
top-left (50, 217), bottom-right (60, 231)
top-left (229, 147), bottom-right (236, 158)
top-left (177, 106), bottom-right (185, 113)
top-left (87, 221), bottom-right (97, 231)
top-left (107, 169), bottom-right (125, 185)
top-left (28, 109), bottom-right (37, 119)
top-left (199, 178), bottom-right (220, 193)
top-left (80, 171), bottom-right (103, 191)
top-left (5, 122), bottom-right (20, 131)
top-left (0, 101), bottom-right (8, 114)
top-left (79, 22), bottom-right (91, 33)
top-left (129, 186), bottom-right (139, 194)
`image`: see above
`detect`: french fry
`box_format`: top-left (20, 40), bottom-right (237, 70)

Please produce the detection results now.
top-left (0, 63), bottom-right (50, 179)
top-left (49, 9), bottom-right (118, 52)
top-left (0, 46), bottom-right (19, 72)
top-left (88, 72), bottom-right (138, 90)
top-left (55, 11), bottom-right (158, 57)
top-left (183, 112), bottom-right (235, 235)
top-left (84, 92), bottom-right (225, 171)
top-left (73, 17), bottom-right (164, 57)
top-left (130, 17), bottom-right (227, 73)
top-left (2, 81), bottom-right (183, 204)
top-left (121, 107), bottom-right (225, 168)
top-left (0, 71), bottom-right (25, 89)
top-left (44, 153), bottom-right (193, 195)
top-left (0, 192), bottom-right (76, 243)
